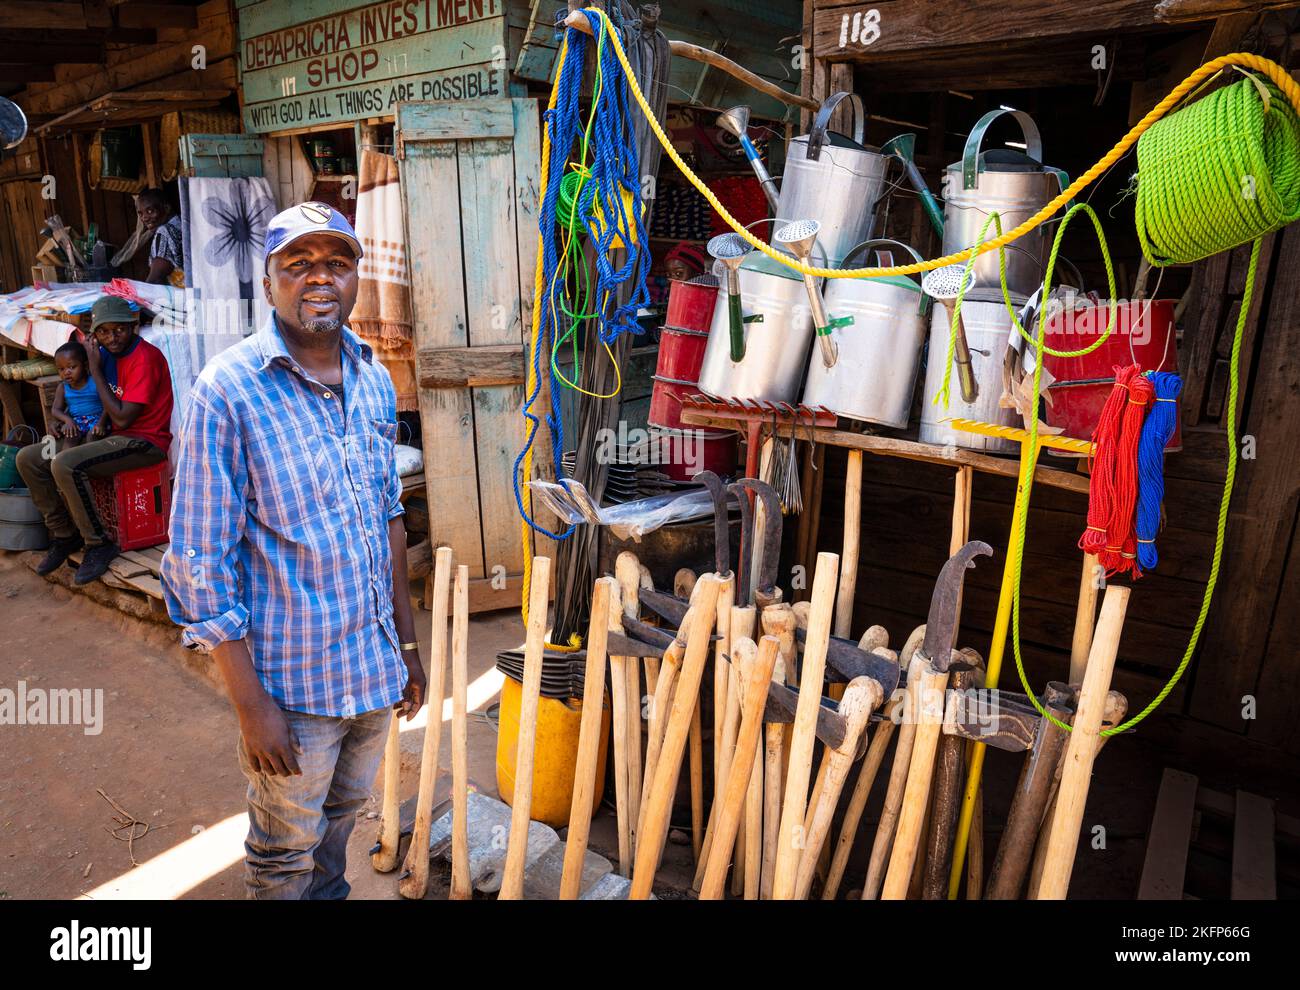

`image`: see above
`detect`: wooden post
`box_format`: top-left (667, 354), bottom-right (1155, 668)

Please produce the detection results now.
top-left (1036, 585), bottom-right (1130, 900)
top-left (835, 449), bottom-right (863, 639)
top-left (498, 555), bottom-right (552, 900)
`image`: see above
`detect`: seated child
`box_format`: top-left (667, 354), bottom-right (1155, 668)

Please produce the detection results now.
top-left (50, 341), bottom-right (109, 446)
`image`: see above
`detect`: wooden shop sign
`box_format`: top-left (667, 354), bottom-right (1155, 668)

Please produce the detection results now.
top-left (236, 0), bottom-right (507, 133)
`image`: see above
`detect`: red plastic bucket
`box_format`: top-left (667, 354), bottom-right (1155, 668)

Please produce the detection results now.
top-left (647, 426), bottom-right (738, 481)
top-left (648, 374), bottom-right (700, 431)
top-left (1042, 299), bottom-right (1181, 454)
top-left (655, 327), bottom-right (711, 382)
top-left (665, 280), bottom-right (719, 332)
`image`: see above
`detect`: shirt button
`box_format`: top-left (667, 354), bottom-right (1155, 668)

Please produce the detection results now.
top-left (186, 548), bottom-right (196, 558)
top-left (323, 391), bottom-right (333, 400)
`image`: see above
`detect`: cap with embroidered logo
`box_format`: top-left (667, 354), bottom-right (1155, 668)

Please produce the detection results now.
top-left (263, 202), bottom-right (363, 264)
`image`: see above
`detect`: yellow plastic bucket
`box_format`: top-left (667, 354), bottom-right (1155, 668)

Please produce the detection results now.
top-left (496, 676), bottom-right (609, 828)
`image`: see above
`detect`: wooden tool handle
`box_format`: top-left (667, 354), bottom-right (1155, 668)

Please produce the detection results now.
top-left (497, 555), bottom-right (552, 900)
top-left (771, 552), bottom-right (839, 899)
top-left (370, 712), bottom-right (402, 873)
top-left (699, 636), bottom-right (776, 898)
top-left (631, 575), bottom-right (721, 899)
top-left (794, 677), bottom-right (883, 899)
top-left (1036, 587), bottom-right (1130, 900)
top-left (823, 689), bottom-right (902, 899)
top-left (559, 577), bottom-right (614, 899)
top-left (985, 681), bottom-right (1072, 900)
top-left (398, 546), bottom-right (454, 900)
top-left (882, 659), bottom-right (950, 899)
top-left (450, 564), bottom-right (472, 900)
top-left (920, 664), bottom-right (978, 899)
top-left (863, 654), bottom-right (924, 899)
top-left (606, 580), bottom-right (632, 877)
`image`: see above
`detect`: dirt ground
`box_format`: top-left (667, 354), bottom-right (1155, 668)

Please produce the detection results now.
top-left (0, 548), bottom-right (1255, 901)
top-left (0, 551), bottom-right (704, 900)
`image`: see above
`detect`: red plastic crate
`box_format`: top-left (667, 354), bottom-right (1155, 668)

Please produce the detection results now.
top-left (89, 462), bottom-right (171, 551)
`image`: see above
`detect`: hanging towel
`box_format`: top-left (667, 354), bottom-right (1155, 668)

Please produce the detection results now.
top-left (351, 149), bottom-right (417, 411)
top-left (180, 176), bottom-right (276, 335)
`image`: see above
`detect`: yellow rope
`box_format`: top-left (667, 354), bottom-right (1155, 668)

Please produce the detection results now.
top-left (579, 6), bottom-right (1300, 279)
top-left (520, 37), bottom-right (580, 651)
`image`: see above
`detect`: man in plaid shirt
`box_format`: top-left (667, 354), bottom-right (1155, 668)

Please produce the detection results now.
top-left (161, 202), bottom-right (426, 899)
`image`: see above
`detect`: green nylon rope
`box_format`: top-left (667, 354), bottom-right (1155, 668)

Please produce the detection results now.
top-left (1004, 73), bottom-right (1299, 736)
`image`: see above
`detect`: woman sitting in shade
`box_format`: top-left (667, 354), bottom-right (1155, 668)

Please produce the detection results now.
top-left (136, 187), bottom-right (185, 286)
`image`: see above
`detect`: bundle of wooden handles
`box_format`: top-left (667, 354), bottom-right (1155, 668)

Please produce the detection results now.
top-left (369, 540), bottom-right (1129, 900)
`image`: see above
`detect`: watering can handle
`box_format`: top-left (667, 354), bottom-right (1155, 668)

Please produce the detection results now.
top-left (961, 108), bottom-right (1043, 190)
top-left (806, 91), bottom-right (865, 162)
top-left (839, 237), bottom-right (925, 270)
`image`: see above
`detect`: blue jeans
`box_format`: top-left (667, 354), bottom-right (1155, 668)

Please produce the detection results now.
top-left (237, 706), bottom-right (390, 900)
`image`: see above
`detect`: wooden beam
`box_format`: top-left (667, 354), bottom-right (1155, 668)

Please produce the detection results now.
top-left (116, 3), bottom-right (199, 29)
top-left (0, 3), bottom-right (88, 32)
top-left (1156, 0), bottom-right (1298, 23)
top-left (813, 1), bottom-right (1171, 61)
top-left (0, 65), bottom-right (55, 82)
top-left (678, 410), bottom-right (1092, 494)
top-left (1137, 768), bottom-right (1198, 899)
top-left (416, 344), bottom-right (526, 389)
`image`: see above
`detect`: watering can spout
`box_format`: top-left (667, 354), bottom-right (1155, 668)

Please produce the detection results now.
top-left (881, 132), bottom-right (945, 238)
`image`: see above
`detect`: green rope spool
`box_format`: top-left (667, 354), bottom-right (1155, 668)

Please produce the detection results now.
top-left (1136, 75), bottom-right (1300, 265)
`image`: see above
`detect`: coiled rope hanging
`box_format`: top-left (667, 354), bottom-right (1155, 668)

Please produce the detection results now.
top-left (1004, 74), bottom-right (1300, 738)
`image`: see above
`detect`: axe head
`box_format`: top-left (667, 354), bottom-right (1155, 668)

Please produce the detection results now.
top-left (794, 627), bottom-right (902, 696)
top-left (919, 540), bottom-right (993, 670)
top-left (762, 679), bottom-right (846, 751)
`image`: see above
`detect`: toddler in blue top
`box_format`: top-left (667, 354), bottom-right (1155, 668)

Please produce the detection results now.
top-left (51, 341), bottom-right (109, 446)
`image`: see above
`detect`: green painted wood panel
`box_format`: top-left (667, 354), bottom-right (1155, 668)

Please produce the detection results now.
top-left (397, 98), bottom-right (540, 577)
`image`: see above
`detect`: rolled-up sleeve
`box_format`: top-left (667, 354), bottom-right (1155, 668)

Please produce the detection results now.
top-left (161, 381), bottom-right (250, 652)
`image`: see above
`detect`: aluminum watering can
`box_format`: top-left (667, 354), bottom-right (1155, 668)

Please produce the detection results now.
top-left (942, 108), bottom-right (1068, 296)
top-left (775, 92), bottom-right (890, 268)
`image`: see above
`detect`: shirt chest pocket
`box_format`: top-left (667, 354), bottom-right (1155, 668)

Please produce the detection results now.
top-left (246, 429), bottom-right (341, 541)
top-left (364, 419), bottom-right (398, 493)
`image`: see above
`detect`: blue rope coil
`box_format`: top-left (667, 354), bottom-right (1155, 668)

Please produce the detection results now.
top-left (1135, 371), bottom-right (1183, 571)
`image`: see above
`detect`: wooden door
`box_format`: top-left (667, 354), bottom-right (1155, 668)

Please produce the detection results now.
top-left (396, 97), bottom-right (550, 609)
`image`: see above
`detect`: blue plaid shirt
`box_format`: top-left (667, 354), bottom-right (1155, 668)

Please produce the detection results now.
top-left (161, 315), bottom-right (407, 717)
